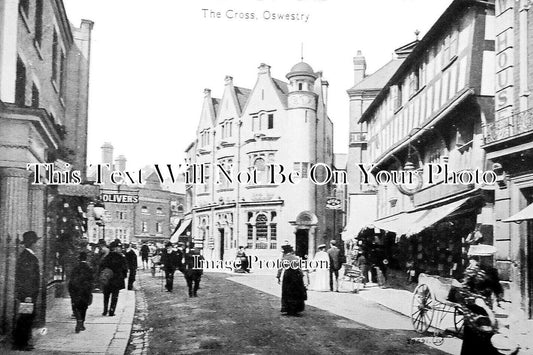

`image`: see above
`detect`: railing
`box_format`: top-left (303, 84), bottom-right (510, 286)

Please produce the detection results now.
top-left (349, 132), bottom-right (367, 144)
top-left (484, 108), bottom-right (533, 144)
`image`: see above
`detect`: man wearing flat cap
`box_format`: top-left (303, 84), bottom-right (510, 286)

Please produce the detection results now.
top-left (13, 231), bottom-right (40, 351)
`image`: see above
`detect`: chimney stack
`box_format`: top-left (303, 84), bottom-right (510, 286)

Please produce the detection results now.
top-left (258, 63), bottom-right (271, 76)
top-left (115, 155), bottom-right (127, 172)
top-left (101, 142), bottom-right (114, 167)
top-left (353, 50), bottom-right (366, 85)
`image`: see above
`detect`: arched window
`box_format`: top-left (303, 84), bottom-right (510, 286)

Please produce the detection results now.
top-left (246, 211), bottom-right (277, 249)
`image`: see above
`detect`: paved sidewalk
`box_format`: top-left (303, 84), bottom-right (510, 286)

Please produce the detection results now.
top-left (228, 273), bottom-right (462, 355)
top-left (3, 290), bottom-right (135, 354)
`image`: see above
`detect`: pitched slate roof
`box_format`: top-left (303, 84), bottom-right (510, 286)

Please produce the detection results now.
top-left (348, 58), bottom-right (404, 92)
top-left (234, 86), bottom-right (251, 112)
top-left (272, 78), bottom-right (289, 106)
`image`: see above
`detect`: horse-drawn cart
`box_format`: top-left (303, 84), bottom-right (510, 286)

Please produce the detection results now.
top-left (411, 273), bottom-right (464, 334)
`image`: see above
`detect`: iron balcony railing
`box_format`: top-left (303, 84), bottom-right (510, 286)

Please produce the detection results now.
top-left (484, 108), bottom-right (533, 144)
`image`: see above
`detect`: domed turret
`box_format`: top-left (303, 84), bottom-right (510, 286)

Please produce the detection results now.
top-left (286, 61), bottom-right (317, 80)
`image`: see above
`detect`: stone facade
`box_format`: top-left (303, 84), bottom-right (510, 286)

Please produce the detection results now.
top-left (185, 62), bottom-right (335, 263)
top-left (0, 0), bottom-right (92, 335)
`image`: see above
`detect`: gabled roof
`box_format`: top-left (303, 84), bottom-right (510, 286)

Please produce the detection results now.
top-left (359, 0), bottom-right (493, 123)
top-left (348, 58), bottom-right (404, 93)
top-left (234, 86), bottom-right (251, 112)
top-left (212, 98), bottom-right (220, 116)
top-left (272, 78), bottom-right (289, 106)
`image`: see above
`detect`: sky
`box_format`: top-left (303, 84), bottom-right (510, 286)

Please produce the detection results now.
top-left (63, 0), bottom-right (453, 171)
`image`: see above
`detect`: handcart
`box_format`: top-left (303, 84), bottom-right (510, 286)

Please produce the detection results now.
top-left (411, 273), bottom-right (464, 334)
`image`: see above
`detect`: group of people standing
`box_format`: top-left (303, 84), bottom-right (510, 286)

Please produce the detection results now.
top-left (156, 241), bottom-right (204, 297)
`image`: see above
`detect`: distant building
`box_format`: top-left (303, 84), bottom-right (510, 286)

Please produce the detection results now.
top-left (87, 143), bottom-right (185, 245)
top-left (185, 62), bottom-right (335, 262)
top-left (0, 0), bottom-right (93, 334)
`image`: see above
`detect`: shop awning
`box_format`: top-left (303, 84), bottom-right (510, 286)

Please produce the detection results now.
top-left (170, 218), bottom-right (191, 243)
top-left (342, 194), bottom-right (377, 241)
top-left (372, 211), bottom-right (426, 235)
top-left (405, 197), bottom-right (470, 235)
top-left (502, 203), bottom-right (533, 223)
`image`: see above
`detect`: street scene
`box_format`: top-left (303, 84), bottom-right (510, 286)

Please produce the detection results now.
top-left (1, 0), bottom-right (533, 354)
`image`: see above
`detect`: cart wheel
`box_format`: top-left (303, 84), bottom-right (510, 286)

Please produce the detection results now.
top-left (411, 283), bottom-right (435, 333)
top-left (454, 306), bottom-right (464, 334)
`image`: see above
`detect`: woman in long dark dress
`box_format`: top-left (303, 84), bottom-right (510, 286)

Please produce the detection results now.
top-left (69, 252), bottom-right (94, 333)
top-left (276, 245), bottom-right (307, 315)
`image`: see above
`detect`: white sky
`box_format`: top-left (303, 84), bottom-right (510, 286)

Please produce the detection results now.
top-left (63, 0), bottom-right (453, 170)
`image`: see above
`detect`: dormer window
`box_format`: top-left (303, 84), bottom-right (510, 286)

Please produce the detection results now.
top-left (201, 129), bottom-right (211, 147)
top-left (221, 120), bottom-right (233, 139)
top-left (252, 112), bottom-right (274, 132)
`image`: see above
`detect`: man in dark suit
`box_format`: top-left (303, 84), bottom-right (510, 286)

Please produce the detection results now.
top-left (327, 240), bottom-right (341, 292)
top-left (13, 231), bottom-right (40, 351)
top-left (68, 252), bottom-right (94, 333)
top-left (182, 242), bottom-right (204, 297)
top-left (100, 240), bottom-right (128, 316)
top-left (124, 243), bottom-right (137, 290)
top-left (160, 242), bottom-right (183, 292)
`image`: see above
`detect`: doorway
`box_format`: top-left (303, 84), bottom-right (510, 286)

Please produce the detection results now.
top-left (295, 229), bottom-right (309, 258)
top-left (219, 228), bottom-right (224, 260)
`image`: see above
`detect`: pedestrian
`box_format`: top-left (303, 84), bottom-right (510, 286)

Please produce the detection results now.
top-left (308, 244), bottom-right (329, 291)
top-left (182, 242), bottom-right (204, 297)
top-left (235, 246), bottom-right (249, 273)
top-left (276, 245), bottom-right (306, 316)
top-left (354, 248), bottom-right (369, 288)
top-left (140, 243), bottom-right (150, 270)
top-left (99, 240), bottom-right (128, 316)
top-left (160, 242), bottom-right (183, 292)
top-left (12, 231), bottom-right (40, 351)
top-left (68, 252), bottom-right (94, 333)
top-left (457, 245), bottom-right (503, 355)
top-left (92, 239), bottom-right (109, 290)
top-left (124, 243), bottom-right (137, 290)
top-left (327, 240), bottom-right (341, 292)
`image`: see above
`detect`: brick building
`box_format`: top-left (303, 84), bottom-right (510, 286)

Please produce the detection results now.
top-left (0, 0), bottom-right (93, 335)
top-left (484, 0), bottom-right (533, 332)
top-left (87, 143), bottom-right (185, 246)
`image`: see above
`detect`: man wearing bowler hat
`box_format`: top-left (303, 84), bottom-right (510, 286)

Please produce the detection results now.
top-left (13, 231), bottom-right (40, 351)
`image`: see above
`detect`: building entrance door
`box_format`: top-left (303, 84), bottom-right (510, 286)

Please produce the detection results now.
top-left (219, 228), bottom-right (224, 261)
top-left (295, 229), bottom-right (308, 258)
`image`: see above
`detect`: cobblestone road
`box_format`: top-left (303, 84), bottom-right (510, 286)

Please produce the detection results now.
top-left (127, 270), bottom-right (449, 355)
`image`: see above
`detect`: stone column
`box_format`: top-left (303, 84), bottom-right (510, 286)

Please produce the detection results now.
top-left (0, 167), bottom-right (30, 335)
top-left (29, 183), bottom-right (47, 326)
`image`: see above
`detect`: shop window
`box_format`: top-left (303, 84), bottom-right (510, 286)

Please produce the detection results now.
top-left (246, 211), bottom-right (277, 250)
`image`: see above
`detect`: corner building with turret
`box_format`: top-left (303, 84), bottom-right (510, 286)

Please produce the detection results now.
top-left (184, 62), bottom-right (335, 264)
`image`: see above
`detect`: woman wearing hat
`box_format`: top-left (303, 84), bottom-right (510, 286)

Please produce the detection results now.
top-left (100, 240), bottom-right (128, 316)
top-left (457, 244), bottom-right (504, 355)
top-left (308, 244), bottom-right (329, 292)
top-left (276, 245), bottom-right (307, 316)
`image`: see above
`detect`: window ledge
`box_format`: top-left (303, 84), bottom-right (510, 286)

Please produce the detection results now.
top-left (245, 184), bottom-right (279, 189)
top-left (33, 40), bottom-right (43, 60)
top-left (216, 187), bottom-right (235, 192)
top-left (409, 85), bottom-right (426, 102)
top-left (197, 192), bottom-right (211, 196)
top-left (441, 55), bottom-right (458, 72)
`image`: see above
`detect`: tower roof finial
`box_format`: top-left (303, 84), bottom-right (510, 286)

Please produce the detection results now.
top-left (301, 42), bottom-right (304, 62)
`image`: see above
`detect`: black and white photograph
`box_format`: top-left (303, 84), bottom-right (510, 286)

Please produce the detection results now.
top-left (0, 0), bottom-right (532, 354)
